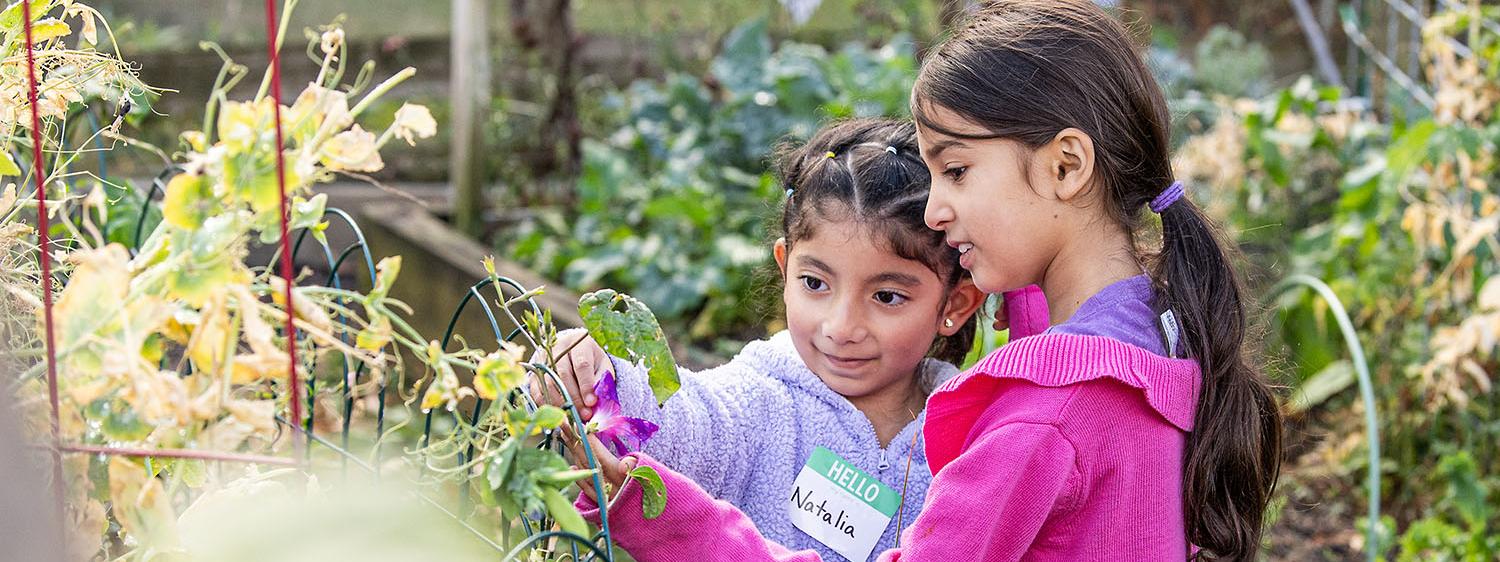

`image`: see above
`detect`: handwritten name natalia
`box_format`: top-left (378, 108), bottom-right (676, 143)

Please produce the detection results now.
top-left (791, 486), bottom-right (857, 538)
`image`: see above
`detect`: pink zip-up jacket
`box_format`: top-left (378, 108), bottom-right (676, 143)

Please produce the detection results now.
top-left (580, 277), bottom-right (1202, 561)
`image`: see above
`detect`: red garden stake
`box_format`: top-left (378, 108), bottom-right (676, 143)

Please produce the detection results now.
top-left (263, 0), bottom-right (304, 457)
top-left (20, 0), bottom-right (66, 537)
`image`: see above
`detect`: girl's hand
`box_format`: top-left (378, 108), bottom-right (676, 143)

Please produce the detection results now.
top-left (993, 299), bottom-right (1010, 332)
top-left (530, 328), bottom-right (610, 419)
top-left (561, 422), bottom-right (637, 504)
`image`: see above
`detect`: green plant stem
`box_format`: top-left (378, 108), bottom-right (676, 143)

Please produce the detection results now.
top-left (253, 0), bottom-right (300, 103)
top-left (348, 67), bottom-right (415, 120)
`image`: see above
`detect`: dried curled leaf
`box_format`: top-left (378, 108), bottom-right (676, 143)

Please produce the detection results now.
top-left (391, 103), bottom-right (436, 146)
top-left (319, 125), bottom-right (384, 172)
top-left (420, 340), bottom-right (472, 411)
top-left (108, 457), bottom-right (181, 552)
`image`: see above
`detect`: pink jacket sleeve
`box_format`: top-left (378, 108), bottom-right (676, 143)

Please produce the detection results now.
top-left (580, 421), bottom-right (1078, 562)
top-left (577, 453), bottom-right (820, 562)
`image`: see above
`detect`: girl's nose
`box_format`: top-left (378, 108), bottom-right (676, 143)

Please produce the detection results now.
top-left (924, 194), bottom-right (953, 231)
top-left (821, 300), bottom-right (868, 344)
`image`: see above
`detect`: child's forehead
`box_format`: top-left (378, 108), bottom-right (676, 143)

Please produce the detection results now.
top-left (914, 101), bottom-right (993, 139)
top-left (789, 218), bottom-right (941, 282)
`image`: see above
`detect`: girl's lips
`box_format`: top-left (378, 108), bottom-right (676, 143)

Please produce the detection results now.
top-left (959, 245), bottom-right (976, 269)
top-left (948, 239), bottom-right (976, 269)
top-left (824, 352), bottom-right (875, 369)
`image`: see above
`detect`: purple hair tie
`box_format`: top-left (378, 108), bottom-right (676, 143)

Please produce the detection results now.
top-left (1150, 180), bottom-right (1186, 214)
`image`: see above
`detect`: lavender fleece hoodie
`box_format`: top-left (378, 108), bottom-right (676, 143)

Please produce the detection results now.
top-left (606, 330), bottom-right (957, 562)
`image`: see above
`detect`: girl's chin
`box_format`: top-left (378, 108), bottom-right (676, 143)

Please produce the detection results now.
top-left (969, 269), bottom-right (1006, 294)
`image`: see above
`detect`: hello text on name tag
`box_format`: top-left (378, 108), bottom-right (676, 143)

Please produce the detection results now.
top-left (788, 447), bottom-right (899, 562)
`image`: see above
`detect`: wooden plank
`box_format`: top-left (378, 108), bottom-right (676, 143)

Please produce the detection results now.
top-left (355, 201), bottom-right (728, 370)
top-left (357, 201), bottom-right (585, 335)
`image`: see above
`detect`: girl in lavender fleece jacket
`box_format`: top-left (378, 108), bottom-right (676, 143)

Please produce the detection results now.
top-left (536, 119), bottom-right (1054, 562)
top-left (565, 2), bottom-right (1284, 561)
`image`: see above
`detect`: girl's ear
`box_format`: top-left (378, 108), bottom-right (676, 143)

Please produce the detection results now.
top-left (1041, 127), bottom-right (1096, 203)
top-left (773, 238), bottom-right (789, 275)
top-left (939, 277), bottom-right (985, 336)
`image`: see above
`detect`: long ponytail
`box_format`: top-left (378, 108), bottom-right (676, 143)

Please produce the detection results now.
top-left (1156, 194), bottom-right (1282, 561)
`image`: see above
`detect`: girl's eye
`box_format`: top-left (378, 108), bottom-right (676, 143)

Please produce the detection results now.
top-left (873, 291), bottom-right (908, 306)
top-left (943, 166), bottom-right (967, 182)
top-left (944, 166), bottom-right (967, 181)
top-left (800, 275), bottom-right (828, 292)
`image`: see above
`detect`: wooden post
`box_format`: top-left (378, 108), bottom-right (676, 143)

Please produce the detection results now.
top-left (1289, 0), bottom-right (1346, 89)
top-left (450, 0), bottom-right (490, 236)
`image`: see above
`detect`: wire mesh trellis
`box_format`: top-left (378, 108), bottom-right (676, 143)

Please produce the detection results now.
top-left (258, 205), bottom-right (620, 559)
top-left (12, 0), bottom-right (622, 557)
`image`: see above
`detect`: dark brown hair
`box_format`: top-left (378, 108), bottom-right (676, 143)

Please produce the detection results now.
top-left (774, 118), bottom-right (976, 365)
top-left (912, 2), bottom-right (1281, 560)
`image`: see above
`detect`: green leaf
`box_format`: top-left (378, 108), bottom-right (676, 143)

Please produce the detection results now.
top-left (578, 289), bottom-right (680, 404)
top-left (1437, 451), bottom-right (1490, 528)
top-left (712, 18), bottom-right (771, 94)
top-left (1386, 119), bottom-right (1437, 179)
top-left (628, 465), bottom-right (667, 520)
top-left (1337, 156), bottom-right (1386, 212)
top-left (1286, 360), bottom-right (1355, 414)
top-left (505, 448), bottom-right (571, 516)
top-left (369, 256), bottom-right (401, 301)
top-left (354, 314), bottom-right (392, 351)
top-left (162, 173), bottom-right (214, 230)
top-left (27, 17), bottom-right (68, 42)
top-left (169, 459), bottom-right (208, 488)
top-left (0, 0), bottom-right (56, 30)
top-left (289, 193), bottom-right (328, 232)
top-left (542, 487), bottom-right (590, 538)
top-left (532, 405), bottom-right (567, 430)
top-left (485, 438), bottom-right (522, 492)
top-left (537, 468), bottom-right (596, 488)
top-left (94, 398), bottom-right (152, 441)
top-left (222, 152), bottom-right (276, 213)
top-left (0, 151), bottom-right (18, 176)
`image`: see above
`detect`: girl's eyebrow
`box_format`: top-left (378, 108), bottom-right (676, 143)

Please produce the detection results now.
top-left (922, 138), bottom-right (969, 161)
top-left (797, 256), bottom-right (923, 286)
top-left (794, 255), bottom-right (835, 275)
top-left (869, 272), bottom-right (922, 287)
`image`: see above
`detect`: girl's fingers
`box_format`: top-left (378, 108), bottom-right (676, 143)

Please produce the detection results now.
top-left (528, 372), bottom-right (559, 409)
top-left (993, 298), bottom-right (1010, 332)
top-left (573, 343), bottom-right (608, 410)
top-left (572, 463), bottom-right (599, 504)
top-left (561, 423), bottom-right (628, 496)
top-left (561, 353), bottom-right (588, 417)
top-left (547, 329), bottom-right (595, 418)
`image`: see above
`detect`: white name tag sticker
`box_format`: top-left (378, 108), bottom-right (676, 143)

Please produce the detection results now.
top-left (788, 447), bottom-right (899, 562)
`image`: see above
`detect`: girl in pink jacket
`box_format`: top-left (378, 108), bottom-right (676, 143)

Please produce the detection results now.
top-left (572, 2), bottom-right (1283, 560)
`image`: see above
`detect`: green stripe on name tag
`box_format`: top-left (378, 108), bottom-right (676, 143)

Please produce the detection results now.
top-left (806, 447), bottom-right (900, 517)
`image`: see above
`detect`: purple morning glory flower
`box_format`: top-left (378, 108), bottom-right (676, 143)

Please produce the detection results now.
top-left (584, 370), bottom-right (659, 457)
